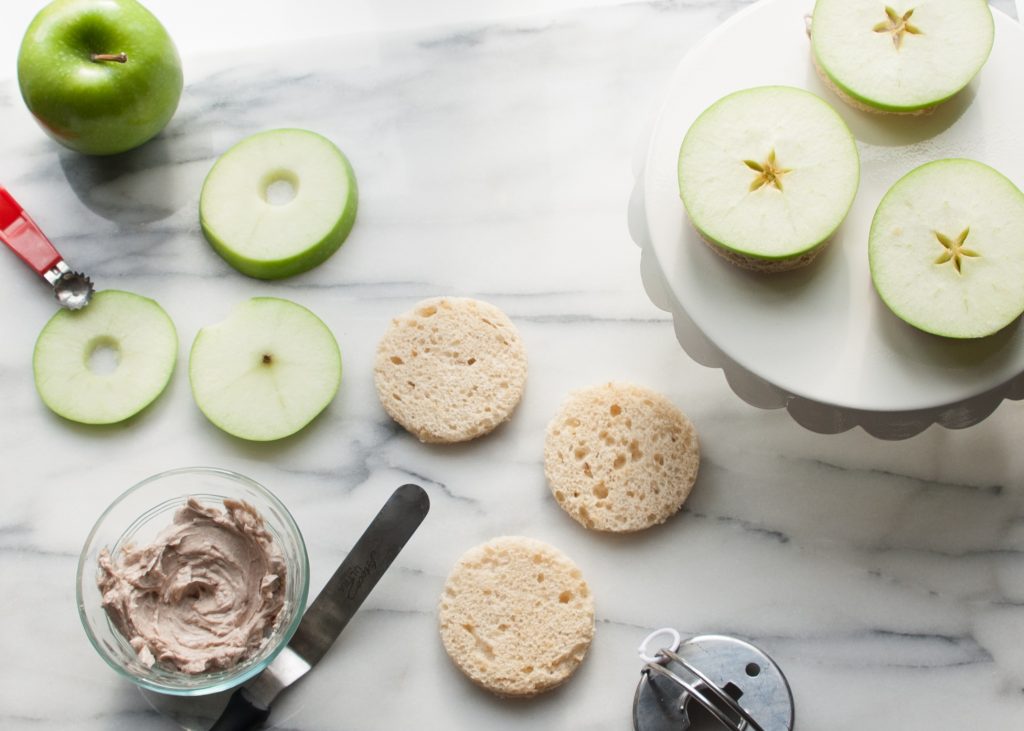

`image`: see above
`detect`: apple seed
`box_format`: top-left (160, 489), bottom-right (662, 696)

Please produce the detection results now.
top-left (873, 6), bottom-right (922, 50)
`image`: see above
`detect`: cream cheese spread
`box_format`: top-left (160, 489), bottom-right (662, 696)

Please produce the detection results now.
top-left (98, 498), bottom-right (287, 674)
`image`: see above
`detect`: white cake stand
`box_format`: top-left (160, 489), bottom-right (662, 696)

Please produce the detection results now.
top-left (631, 0), bottom-right (1024, 439)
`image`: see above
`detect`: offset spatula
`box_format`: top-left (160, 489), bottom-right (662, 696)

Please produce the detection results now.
top-left (210, 484), bottom-right (430, 731)
top-left (0, 186), bottom-right (94, 309)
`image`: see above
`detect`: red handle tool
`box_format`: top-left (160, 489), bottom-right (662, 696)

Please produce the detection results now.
top-left (0, 185), bottom-right (64, 277)
top-left (0, 185), bottom-right (93, 309)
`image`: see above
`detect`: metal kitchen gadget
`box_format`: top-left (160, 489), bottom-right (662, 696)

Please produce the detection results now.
top-left (209, 483), bottom-right (430, 731)
top-left (633, 629), bottom-right (794, 731)
top-left (0, 185), bottom-right (94, 309)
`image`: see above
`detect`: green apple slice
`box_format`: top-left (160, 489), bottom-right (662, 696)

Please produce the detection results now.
top-left (870, 159), bottom-right (1024, 339)
top-left (678, 86), bottom-right (859, 270)
top-left (189, 297), bottom-right (342, 441)
top-left (33, 290), bottom-right (177, 424)
top-left (811, 0), bottom-right (994, 114)
top-left (199, 129), bottom-right (358, 279)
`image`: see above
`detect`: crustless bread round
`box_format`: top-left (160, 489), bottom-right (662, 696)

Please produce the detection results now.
top-left (374, 297), bottom-right (527, 443)
top-left (438, 536), bottom-right (595, 697)
top-left (544, 383), bottom-right (700, 532)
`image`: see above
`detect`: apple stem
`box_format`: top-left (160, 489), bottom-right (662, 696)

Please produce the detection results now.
top-left (90, 53), bottom-right (128, 63)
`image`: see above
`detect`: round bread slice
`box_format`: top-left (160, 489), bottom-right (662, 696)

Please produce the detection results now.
top-left (544, 383), bottom-right (700, 532)
top-left (374, 297), bottom-right (527, 443)
top-left (438, 536), bottom-right (595, 697)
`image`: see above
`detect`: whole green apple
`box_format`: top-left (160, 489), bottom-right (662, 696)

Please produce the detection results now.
top-left (17, 0), bottom-right (183, 156)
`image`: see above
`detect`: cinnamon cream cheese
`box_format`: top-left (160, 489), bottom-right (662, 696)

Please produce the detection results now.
top-left (98, 498), bottom-right (287, 674)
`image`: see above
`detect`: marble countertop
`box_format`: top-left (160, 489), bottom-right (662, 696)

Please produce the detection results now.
top-left (2, 1), bottom-right (1024, 729)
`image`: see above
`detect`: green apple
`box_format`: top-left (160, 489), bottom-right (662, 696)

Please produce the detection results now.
top-left (17, 0), bottom-right (183, 156)
top-left (678, 86), bottom-right (860, 271)
top-left (33, 289), bottom-right (177, 424)
top-left (869, 159), bottom-right (1024, 339)
top-left (199, 129), bottom-right (358, 279)
top-left (189, 297), bottom-right (342, 441)
top-left (811, 0), bottom-right (994, 114)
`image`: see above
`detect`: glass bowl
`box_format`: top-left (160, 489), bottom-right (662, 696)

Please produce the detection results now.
top-left (77, 467), bottom-right (309, 696)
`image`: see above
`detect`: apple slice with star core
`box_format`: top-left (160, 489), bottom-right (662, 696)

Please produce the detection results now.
top-left (811, 0), bottom-right (994, 114)
top-left (18, 0), bottom-right (184, 155)
top-left (678, 86), bottom-right (860, 271)
top-left (199, 129), bottom-right (358, 279)
top-left (33, 290), bottom-right (177, 424)
top-left (869, 159), bottom-right (1024, 338)
top-left (189, 297), bottom-right (342, 441)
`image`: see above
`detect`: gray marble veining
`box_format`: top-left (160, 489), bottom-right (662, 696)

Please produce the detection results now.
top-left (0, 1), bottom-right (1022, 729)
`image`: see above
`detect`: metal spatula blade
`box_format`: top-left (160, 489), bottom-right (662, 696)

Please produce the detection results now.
top-left (209, 483), bottom-right (430, 731)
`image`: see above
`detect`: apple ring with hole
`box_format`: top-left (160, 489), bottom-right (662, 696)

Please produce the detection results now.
top-left (199, 129), bottom-right (358, 279)
top-left (189, 297), bottom-right (342, 441)
top-left (869, 159), bottom-right (1024, 339)
top-left (33, 290), bottom-right (178, 424)
top-left (810, 0), bottom-right (994, 115)
top-left (677, 86), bottom-right (860, 272)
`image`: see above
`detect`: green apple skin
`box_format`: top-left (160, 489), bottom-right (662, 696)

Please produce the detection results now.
top-left (200, 129), bottom-right (359, 279)
top-left (17, 0), bottom-right (183, 156)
